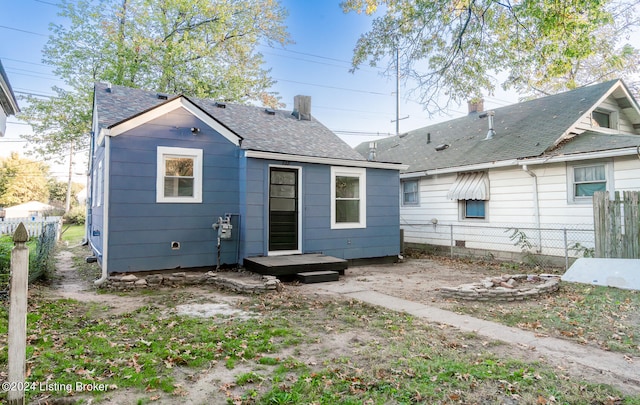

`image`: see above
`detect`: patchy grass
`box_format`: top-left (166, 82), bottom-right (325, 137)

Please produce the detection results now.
top-left (1, 286), bottom-right (638, 404)
top-left (60, 224), bottom-right (85, 245)
top-left (450, 281), bottom-right (640, 357)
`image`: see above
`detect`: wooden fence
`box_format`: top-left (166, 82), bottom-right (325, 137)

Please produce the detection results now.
top-left (593, 191), bottom-right (640, 258)
top-left (0, 217), bottom-right (63, 238)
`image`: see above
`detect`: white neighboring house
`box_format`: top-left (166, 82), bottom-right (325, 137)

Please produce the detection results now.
top-left (356, 79), bottom-right (640, 259)
top-left (4, 201), bottom-right (56, 219)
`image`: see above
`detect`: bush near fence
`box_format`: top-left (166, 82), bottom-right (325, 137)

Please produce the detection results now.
top-left (0, 219), bottom-right (62, 298)
top-left (402, 222), bottom-right (595, 271)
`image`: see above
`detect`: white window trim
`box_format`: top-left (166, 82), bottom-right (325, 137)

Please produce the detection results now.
top-left (567, 160), bottom-right (613, 204)
top-left (401, 179), bottom-right (420, 206)
top-left (156, 146), bottom-right (203, 203)
top-left (331, 166), bottom-right (366, 229)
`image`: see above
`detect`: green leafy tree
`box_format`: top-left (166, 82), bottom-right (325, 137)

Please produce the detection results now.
top-left (19, 0), bottom-right (290, 210)
top-left (0, 153), bottom-right (50, 207)
top-left (48, 179), bottom-right (84, 209)
top-left (342, 0), bottom-right (640, 113)
top-left (41, 0), bottom-right (289, 102)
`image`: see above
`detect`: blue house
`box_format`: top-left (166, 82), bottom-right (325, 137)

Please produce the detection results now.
top-left (88, 83), bottom-right (405, 281)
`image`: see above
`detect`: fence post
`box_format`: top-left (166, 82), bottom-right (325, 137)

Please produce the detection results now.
top-left (7, 223), bottom-right (29, 405)
top-left (563, 228), bottom-right (568, 270)
top-left (450, 224), bottom-right (454, 258)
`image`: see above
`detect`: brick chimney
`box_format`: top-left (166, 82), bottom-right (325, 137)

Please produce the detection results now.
top-left (467, 99), bottom-right (484, 115)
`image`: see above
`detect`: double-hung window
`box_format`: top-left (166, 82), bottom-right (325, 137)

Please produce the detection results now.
top-left (156, 146), bottom-right (203, 203)
top-left (331, 166), bottom-right (366, 229)
top-left (570, 163), bottom-right (609, 203)
top-left (402, 180), bottom-right (419, 206)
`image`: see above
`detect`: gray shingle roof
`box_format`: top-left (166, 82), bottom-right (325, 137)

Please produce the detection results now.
top-left (356, 80), bottom-right (635, 173)
top-left (94, 82), bottom-right (365, 162)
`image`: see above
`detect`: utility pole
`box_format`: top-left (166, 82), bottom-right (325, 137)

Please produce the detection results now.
top-left (65, 143), bottom-right (74, 214)
top-left (391, 44), bottom-right (408, 135)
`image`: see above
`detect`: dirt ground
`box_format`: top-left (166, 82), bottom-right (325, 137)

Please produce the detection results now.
top-left (43, 248), bottom-right (637, 404)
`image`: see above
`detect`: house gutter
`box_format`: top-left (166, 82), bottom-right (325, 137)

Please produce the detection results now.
top-left (521, 164), bottom-right (542, 252)
top-left (399, 159), bottom-right (518, 178)
top-left (94, 134), bottom-right (111, 286)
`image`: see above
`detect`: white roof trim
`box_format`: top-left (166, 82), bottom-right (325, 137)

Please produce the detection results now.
top-left (447, 172), bottom-right (490, 200)
top-left (399, 147), bottom-right (640, 178)
top-left (104, 97), bottom-right (241, 146)
top-left (415, 159), bottom-right (518, 176)
top-left (520, 147), bottom-right (640, 165)
top-left (245, 150), bottom-right (408, 170)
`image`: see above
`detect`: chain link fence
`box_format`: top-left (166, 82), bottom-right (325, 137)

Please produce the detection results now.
top-left (0, 220), bottom-right (61, 299)
top-left (402, 222), bottom-right (595, 271)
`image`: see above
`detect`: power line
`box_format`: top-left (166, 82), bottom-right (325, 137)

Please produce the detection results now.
top-left (273, 77), bottom-right (391, 96)
top-left (0, 57), bottom-right (48, 67)
top-left (0, 25), bottom-right (47, 37)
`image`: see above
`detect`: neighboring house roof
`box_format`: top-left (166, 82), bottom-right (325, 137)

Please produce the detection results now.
top-left (94, 82), bottom-right (366, 162)
top-left (356, 79), bottom-right (640, 174)
top-left (5, 201), bottom-right (54, 212)
top-left (0, 59), bottom-right (19, 116)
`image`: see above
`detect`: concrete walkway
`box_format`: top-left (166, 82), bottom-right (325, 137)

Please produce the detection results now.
top-left (311, 283), bottom-right (640, 395)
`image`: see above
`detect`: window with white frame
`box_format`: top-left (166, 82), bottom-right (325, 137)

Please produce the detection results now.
top-left (570, 163), bottom-right (609, 203)
top-left (156, 146), bottom-right (203, 203)
top-left (331, 166), bottom-right (366, 229)
top-left (402, 180), bottom-right (419, 206)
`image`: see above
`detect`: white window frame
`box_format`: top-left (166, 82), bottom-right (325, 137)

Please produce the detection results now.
top-left (331, 166), bottom-right (367, 229)
top-left (568, 161), bottom-right (613, 204)
top-left (401, 179), bottom-right (420, 206)
top-left (156, 146), bottom-right (203, 203)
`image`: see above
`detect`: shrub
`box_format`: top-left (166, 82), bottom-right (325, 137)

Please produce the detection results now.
top-left (64, 206), bottom-right (85, 225)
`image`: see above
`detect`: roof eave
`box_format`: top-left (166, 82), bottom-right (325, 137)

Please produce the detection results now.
top-left (244, 150), bottom-right (408, 170)
top-left (520, 146), bottom-right (640, 165)
top-left (103, 96), bottom-right (242, 146)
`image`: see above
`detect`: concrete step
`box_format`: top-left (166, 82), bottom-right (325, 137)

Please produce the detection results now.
top-left (296, 270), bottom-right (339, 284)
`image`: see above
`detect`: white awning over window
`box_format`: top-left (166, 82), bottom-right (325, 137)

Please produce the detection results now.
top-left (447, 172), bottom-right (489, 200)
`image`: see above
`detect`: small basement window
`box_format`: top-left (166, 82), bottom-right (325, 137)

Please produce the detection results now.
top-left (157, 146), bottom-right (203, 203)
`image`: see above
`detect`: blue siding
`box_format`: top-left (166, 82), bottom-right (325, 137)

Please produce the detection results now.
top-left (243, 159), bottom-right (401, 261)
top-left (105, 110), bottom-right (241, 273)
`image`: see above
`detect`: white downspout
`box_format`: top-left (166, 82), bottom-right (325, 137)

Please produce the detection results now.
top-left (94, 135), bottom-right (111, 286)
top-left (522, 164), bottom-right (542, 253)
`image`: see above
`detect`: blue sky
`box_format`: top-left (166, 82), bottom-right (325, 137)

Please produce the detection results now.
top-left (2, 0), bottom-right (627, 177)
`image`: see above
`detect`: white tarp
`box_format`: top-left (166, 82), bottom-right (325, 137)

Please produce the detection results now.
top-left (562, 258), bottom-right (640, 291)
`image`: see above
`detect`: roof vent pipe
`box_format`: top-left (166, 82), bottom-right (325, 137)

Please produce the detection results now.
top-left (368, 141), bottom-right (377, 161)
top-left (427, 132), bottom-right (431, 144)
top-left (479, 111), bottom-right (496, 140)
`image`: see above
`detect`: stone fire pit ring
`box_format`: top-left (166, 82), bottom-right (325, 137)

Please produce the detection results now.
top-left (439, 274), bottom-right (560, 302)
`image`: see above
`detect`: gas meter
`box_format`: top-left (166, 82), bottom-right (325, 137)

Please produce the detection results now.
top-left (213, 216), bottom-right (233, 240)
